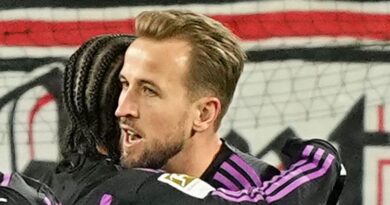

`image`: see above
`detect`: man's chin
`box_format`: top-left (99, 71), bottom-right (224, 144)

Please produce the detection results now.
top-left (120, 155), bottom-right (136, 168)
top-left (120, 159), bottom-right (129, 168)
top-left (120, 156), bottom-right (166, 169)
top-left (119, 143), bottom-right (184, 169)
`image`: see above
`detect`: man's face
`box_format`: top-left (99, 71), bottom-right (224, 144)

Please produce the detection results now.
top-left (116, 37), bottom-right (194, 169)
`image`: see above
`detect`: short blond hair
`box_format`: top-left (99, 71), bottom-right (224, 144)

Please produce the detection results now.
top-left (135, 10), bottom-right (246, 128)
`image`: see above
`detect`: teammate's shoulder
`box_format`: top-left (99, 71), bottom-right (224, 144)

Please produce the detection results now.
top-left (81, 168), bottom-right (162, 204)
top-left (97, 168), bottom-right (160, 190)
top-left (225, 142), bottom-right (280, 178)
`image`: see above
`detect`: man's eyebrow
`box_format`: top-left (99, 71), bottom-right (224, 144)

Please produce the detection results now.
top-left (138, 79), bottom-right (160, 90)
top-left (119, 74), bottom-right (126, 81)
top-left (117, 76), bottom-right (161, 92)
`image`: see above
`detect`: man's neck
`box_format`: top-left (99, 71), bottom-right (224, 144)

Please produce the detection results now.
top-left (163, 132), bottom-right (222, 177)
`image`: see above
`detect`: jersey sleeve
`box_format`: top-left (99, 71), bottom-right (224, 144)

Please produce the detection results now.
top-left (209, 137), bottom-right (345, 205)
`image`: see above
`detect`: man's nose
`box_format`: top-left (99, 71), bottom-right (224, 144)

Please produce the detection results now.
top-left (115, 90), bottom-right (139, 118)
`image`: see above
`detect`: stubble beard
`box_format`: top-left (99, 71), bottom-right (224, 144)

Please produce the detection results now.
top-left (120, 119), bottom-right (188, 169)
top-left (121, 139), bottom-right (184, 169)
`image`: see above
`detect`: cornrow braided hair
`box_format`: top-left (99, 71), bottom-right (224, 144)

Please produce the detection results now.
top-left (61, 34), bottom-right (135, 162)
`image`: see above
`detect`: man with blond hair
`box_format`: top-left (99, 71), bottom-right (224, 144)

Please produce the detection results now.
top-left (114, 9), bottom-right (344, 204)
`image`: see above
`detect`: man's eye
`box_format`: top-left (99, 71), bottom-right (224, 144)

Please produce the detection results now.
top-left (142, 86), bottom-right (157, 96)
top-left (120, 81), bottom-right (129, 89)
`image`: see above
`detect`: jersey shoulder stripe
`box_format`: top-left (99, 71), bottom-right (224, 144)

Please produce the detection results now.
top-left (211, 144), bottom-right (337, 203)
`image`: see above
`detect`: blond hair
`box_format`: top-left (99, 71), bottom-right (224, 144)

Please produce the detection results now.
top-left (135, 10), bottom-right (246, 128)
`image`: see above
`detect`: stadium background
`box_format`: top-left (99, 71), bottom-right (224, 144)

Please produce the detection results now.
top-left (0, 0), bottom-right (389, 204)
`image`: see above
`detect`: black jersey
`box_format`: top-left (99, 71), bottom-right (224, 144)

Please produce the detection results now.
top-left (49, 153), bottom-right (120, 204)
top-left (84, 138), bottom-right (344, 205)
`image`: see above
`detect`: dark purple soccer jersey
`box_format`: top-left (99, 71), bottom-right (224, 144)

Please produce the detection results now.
top-left (84, 138), bottom-right (344, 205)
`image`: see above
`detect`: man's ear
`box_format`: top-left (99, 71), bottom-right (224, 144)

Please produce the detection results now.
top-left (193, 97), bottom-right (221, 132)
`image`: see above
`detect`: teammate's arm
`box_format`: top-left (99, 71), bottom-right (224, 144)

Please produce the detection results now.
top-left (207, 138), bottom-right (345, 204)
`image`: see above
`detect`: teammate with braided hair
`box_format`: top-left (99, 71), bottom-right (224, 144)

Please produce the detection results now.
top-left (49, 34), bottom-right (136, 205)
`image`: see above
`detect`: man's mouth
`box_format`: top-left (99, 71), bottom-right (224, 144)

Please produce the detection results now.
top-left (123, 128), bottom-right (144, 148)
